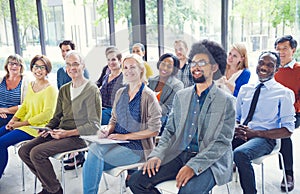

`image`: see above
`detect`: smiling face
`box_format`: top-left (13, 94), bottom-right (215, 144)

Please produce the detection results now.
top-left (174, 42), bottom-right (188, 61)
top-left (61, 44), bottom-right (72, 60)
top-left (256, 53), bottom-right (277, 82)
top-left (7, 59), bottom-right (22, 76)
top-left (32, 60), bottom-right (48, 80)
top-left (227, 48), bottom-right (244, 68)
top-left (158, 57), bottom-right (174, 79)
top-left (65, 54), bottom-right (85, 80)
top-left (275, 41), bottom-right (295, 66)
top-left (123, 58), bottom-right (143, 83)
top-left (107, 52), bottom-right (121, 71)
top-left (190, 53), bottom-right (216, 84)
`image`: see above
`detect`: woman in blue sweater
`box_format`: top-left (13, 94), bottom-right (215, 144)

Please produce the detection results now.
top-left (216, 43), bottom-right (251, 97)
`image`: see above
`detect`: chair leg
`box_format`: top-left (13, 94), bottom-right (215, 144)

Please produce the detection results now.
top-left (226, 183), bottom-right (231, 194)
top-left (120, 171), bottom-right (126, 194)
top-left (34, 176), bottom-right (37, 194)
top-left (102, 173), bottom-right (109, 191)
top-left (21, 161), bottom-right (25, 191)
top-left (261, 163), bottom-right (264, 194)
top-left (279, 153), bottom-right (288, 194)
top-left (60, 159), bottom-right (65, 194)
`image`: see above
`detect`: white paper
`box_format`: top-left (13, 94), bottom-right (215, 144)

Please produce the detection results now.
top-left (80, 135), bottom-right (129, 144)
top-left (30, 126), bottom-right (52, 131)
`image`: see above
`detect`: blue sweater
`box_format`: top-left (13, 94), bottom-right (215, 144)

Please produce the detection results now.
top-left (233, 68), bottom-right (251, 97)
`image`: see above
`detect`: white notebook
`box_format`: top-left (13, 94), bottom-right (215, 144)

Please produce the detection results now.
top-left (80, 135), bottom-right (129, 144)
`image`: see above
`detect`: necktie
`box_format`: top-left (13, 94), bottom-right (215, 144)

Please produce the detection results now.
top-left (243, 83), bottom-right (264, 126)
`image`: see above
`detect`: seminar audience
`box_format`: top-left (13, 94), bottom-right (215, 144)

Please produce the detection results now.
top-left (0, 55), bottom-right (57, 180)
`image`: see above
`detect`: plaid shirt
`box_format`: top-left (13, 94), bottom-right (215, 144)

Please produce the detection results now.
top-left (100, 73), bottom-right (123, 108)
top-left (176, 60), bottom-right (194, 88)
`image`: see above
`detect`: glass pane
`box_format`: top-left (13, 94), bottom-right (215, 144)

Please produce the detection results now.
top-left (228, 0), bottom-right (300, 83)
top-left (40, 0), bottom-right (111, 84)
top-left (163, 0), bottom-right (221, 55)
top-left (145, 0), bottom-right (159, 75)
top-left (113, 0), bottom-right (131, 55)
top-left (0, 0), bottom-right (14, 74)
top-left (15, 0), bottom-right (39, 62)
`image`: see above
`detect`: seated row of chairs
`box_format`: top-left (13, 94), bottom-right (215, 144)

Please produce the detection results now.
top-left (13, 138), bottom-right (288, 194)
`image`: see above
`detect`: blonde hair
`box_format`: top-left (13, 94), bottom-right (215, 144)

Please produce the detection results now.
top-left (4, 54), bottom-right (25, 78)
top-left (122, 54), bottom-right (146, 83)
top-left (228, 43), bottom-right (248, 70)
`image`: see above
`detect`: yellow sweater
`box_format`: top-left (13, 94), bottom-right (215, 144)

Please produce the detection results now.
top-left (14, 83), bottom-right (58, 137)
top-left (144, 61), bottom-right (154, 79)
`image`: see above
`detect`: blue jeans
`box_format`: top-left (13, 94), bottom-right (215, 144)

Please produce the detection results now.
top-left (82, 143), bottom-right (142, 194)
top-left (101, 107), bottom-right (112, 125)
top-left (0, 114), bottom-right (13, 128)
top-left (0, 126), bottom-right (33, 178)
top-left (233, 137), bottom-right (275, 194)
top-left (128, 151), bottom-right (216, 194)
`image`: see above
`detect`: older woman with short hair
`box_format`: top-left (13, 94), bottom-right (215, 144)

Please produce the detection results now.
top-left (83, 54), bottom-right (161, 194)
top-left (0, 54), bottom-right (29, 127)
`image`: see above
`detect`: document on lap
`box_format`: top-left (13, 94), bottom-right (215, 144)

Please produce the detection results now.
top-left (80, 135), bottom-right (129, 144)
top-left (30, 126), bottom-right (52, 131)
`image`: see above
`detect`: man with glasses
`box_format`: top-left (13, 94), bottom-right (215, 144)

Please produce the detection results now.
top-left (56, 40), bottom-right (90, 170)
top-left (128, 40), bottom-right (235, 193)
top-left (57, 40), bottom-right (89, 89)
top-left (274, 35), bottom-right (300, 191)
top-left (233, 51), bottom-right (295, 193)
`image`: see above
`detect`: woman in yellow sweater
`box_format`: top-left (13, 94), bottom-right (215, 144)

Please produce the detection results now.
top-left (0, 55), bottom-right (57, 180)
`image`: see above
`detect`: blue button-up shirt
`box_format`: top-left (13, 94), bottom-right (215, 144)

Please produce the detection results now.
top-left (236, 78), bottom-right (295, 132)
top-left (184, 85), bottom-right (210, 153)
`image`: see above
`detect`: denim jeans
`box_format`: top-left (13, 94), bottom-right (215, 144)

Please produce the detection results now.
top-left (128, 151), bottom-right (216, 194)
top-left (0, 126), bottom-right (33, 178)
top-left (233, 137), bottom-right (275, 194)
top-left (101, 107), bottom-right (112, 125)
top-left (0, 114), bottom-right (13, 128)
top-left (82, 143), bottom-right (142, 194)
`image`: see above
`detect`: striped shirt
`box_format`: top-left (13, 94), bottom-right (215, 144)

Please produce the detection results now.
top-left (0, 77), bottom-right (22, 108)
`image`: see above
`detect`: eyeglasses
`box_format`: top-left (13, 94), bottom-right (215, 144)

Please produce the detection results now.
top-left (66, 62), bottom-right (81, 67)
top-left (190, 60), bottom-right (210, 67)
top-left (8, 61), bottom-right (21, 67)
top-left (33, 64), bottom-right (46, 70)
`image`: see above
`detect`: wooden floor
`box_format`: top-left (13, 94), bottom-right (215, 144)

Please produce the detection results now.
top-left (1, 129), bottom-right (300, 194)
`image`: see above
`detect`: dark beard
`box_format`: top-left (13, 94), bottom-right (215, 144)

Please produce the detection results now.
top-left (193, 75), bottom-right (206, 83)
